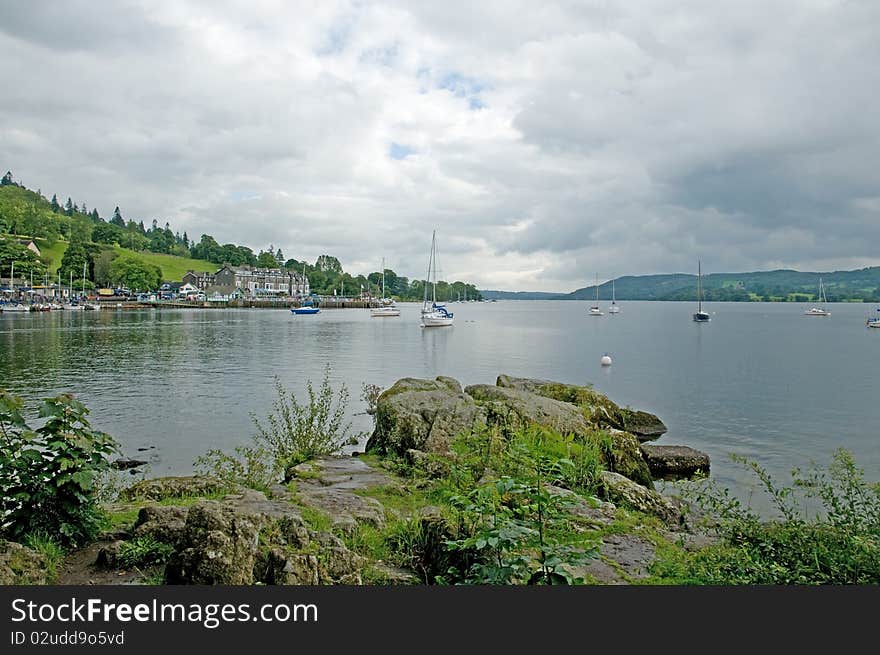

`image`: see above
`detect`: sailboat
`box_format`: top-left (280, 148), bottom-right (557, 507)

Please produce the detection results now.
top-left (867, 308), bottom-right (880, 328)
top-left (371, 258), bottom-right (400, 317)
top-left (2, 261), bottom-right (31, 312)
top-left (420, 231), bottom-right (454, 327)
top-left (608, 278), bottom-right (620, 314)
top-left (588, 273), bottom-right (603, 316)
top-left (693, 260), bottom-right (710, 322)
top-left (804, 277), bottom-right (830, 316)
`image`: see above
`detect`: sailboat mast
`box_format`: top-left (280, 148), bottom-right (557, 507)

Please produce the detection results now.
top-left (424, 232), bottom-right (434, 305)
top-left (381, 257), bottom-right (385, 298)
top-left (698, 260), bottom-right (702, 312)
top-left (431, 232), bottom-right (437, 304)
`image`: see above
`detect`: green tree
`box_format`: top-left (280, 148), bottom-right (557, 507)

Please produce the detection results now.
top-left (110, 206), bottom-right (125, 227)
top-left (257, 250), bottom-right (279, 268)
top-left (91, 222), bottom-right (122, 245)
top-left (1, 171), bottom-right (13, 186)
top-left (50, 194), bottom-right (60, 213)
top-left (64, 197), bottom-right (74, 217)
top-left (315, 254), bottom-right (342, 273)
top-left (0, 239), bottom-right (47, 278)
top-left (109, 254), bottom-right (162, 291)
top-left (93, 249), bottom-right (118, 287)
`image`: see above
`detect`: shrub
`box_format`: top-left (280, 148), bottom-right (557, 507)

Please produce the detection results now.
top-left (195, 367), bottom-right (353, 489)
top-left (0, 391), bottom-right (118, 548)
top-left (655, 449), bottom-right (880, 584)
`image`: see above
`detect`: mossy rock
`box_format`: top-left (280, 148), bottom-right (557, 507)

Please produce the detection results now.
top-left (496, 374), bottom-right (667, 439)
top-left (466, 384), bottom-right (653, 488)
top-left (366, 377), bottom-right (485, 455)
top-left (0, 541), bottom-right (48, 585)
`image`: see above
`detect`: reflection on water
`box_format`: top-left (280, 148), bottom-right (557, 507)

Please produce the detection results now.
top-left (2, 300), bottom-right (879, 513)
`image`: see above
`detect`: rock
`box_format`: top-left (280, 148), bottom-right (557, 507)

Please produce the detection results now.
top-left (465, 384), bottom-right (654, 488)
top-left (121, 476), bottom-right (226, 502)
top-left (620, 409), bottom-right (667, 440)
top-left (257, 549), bottom-right (321, 585)
top-left (496, 374), bottom-right (667, 439)
top-left (0, 541), bottom-right (48, 585)
top-left (640, 445), bottom-right (710, 480)
top-left (367, 377), bottom-right (484, 455)
top-left (575, 534), bottom-right (657, 584)
top-left (599, 471), bottom-right (682, 525)
top-left (164, 500), bottom-right (268, 585)
top-left (545, 485), bottom-right (616, 525)
top-left (495, 375), bottom-right (625, 428)
top-left (112, 457), bottom-right (148, 470)
top-left (132, 505), bottom-right (189, 546)
top-left (95, 540), bottom-right (126, 568)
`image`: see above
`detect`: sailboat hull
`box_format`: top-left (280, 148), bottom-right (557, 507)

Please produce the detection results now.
top-left (693, 312), bottom-right (710, 322)
top-left (421, 315), bottom-right (454, 327)
top-left (371, 307), bottom-right (400, 317)
top-left (609, 305), bottom-right (620, 314)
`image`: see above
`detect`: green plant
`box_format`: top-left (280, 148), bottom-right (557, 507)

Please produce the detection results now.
top-left (654, 449), bottom-right (880, 584)
top-left (117, 535), bottom-right (174, 568)
top-left (253, 367), bottom-right (351, 471)
top-left (194, 367), bottom-right (352, 489)
top-left (23, 531), bottom-right (65, 582)
top-left (1, 391), bottom-right (118, 548)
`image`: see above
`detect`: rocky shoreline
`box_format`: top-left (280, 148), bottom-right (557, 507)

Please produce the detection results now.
top-left (1, 374), bottom-right (712, 586)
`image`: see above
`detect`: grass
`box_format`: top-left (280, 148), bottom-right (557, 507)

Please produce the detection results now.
top-left (33, 237), bottom-right (216, 280)
top-left (111, 246), bottom-right (216, 280)
top-left (23, 532), bottom-right (65, 583)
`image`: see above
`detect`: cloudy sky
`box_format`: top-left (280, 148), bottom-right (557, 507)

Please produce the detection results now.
top-left (1, 1), bottom-right (878, 292)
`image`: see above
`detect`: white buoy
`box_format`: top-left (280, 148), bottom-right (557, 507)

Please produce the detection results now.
top-left (600, 353), bottom-right (612, 367)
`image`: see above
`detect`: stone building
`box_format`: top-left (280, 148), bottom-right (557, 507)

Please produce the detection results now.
top-left (212, 265), bottom-right (309, 298)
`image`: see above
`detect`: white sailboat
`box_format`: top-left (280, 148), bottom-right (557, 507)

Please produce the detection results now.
top-left (420, 230), bottom-right (454, 327)
top-left (609, 278), bottom-right (620, 314)
top-left (371, 257), bottom-right (400, 317)
top-left (804, 277), bottom-right (830, 316)
top-left (693, 260), bottom-right (710, 322)
top-left (588, 273), bottom-right (603, 316)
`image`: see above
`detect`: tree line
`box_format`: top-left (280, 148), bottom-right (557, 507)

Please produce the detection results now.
top-left (0, 171), bottom-right (482, 298)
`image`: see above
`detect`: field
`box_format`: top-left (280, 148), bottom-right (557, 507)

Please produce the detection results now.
top-left (34, 238), bottom-right (216, 280)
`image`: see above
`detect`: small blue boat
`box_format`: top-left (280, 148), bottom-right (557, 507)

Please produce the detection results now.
top-left (292, 306), bottom-right (320, 315)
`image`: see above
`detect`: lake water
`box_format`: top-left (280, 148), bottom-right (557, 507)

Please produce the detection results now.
top-left (2, 300), bottom-right (879, 513)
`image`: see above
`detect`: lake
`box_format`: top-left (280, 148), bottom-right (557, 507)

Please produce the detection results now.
top-left (2, 300), bottom-right (879, 513)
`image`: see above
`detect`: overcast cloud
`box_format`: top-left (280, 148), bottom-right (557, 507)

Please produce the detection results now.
top-left (1, 0), bottom-right (878, 291)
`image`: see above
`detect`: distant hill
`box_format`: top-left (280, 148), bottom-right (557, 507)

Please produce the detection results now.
top-left (479, 289), bottom-right (565, 300)
top-left (483, 268), bottom-right (880, 303)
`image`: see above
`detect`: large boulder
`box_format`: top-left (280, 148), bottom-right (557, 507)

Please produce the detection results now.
top-left (640, 445), bottom-right (710, 480)
top-left (132, 505), bottom-right (189, 546)
top-left (496, 375), bottom-right (666, 439)
top-left (165, 501), bottom-right (267, 585)
top-left (465, 384), bottom-right (654, 488)
top-left (366, 377), bottom-right (485, 455)
top-left (599, 471), bottom-right (682, 525)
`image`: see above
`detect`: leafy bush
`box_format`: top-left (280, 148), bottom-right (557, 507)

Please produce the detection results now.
top-left (434, 426), bottom-right (601, 585)
top-left (195, 367), bottom-right (352, 489)
top-left (0, 391), bottom-right (118, 548)
top-left (654, 449), bottom-right (880, 584)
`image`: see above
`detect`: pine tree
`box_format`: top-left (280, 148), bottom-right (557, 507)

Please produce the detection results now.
top-left (138, 220), bottom-right (146, 235)
top-left (1, 171), bottom-right (13, 185)
top-left (81, 203), bottom-right (88, 215)
top-left (50, 194), bottom-right (60, 213)
top-left (111, 206), bottom-right (125, 227)
top-left (65, 197), bottom-right (74, 216)
top-left (182, 231), bottom-right (189, 249)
